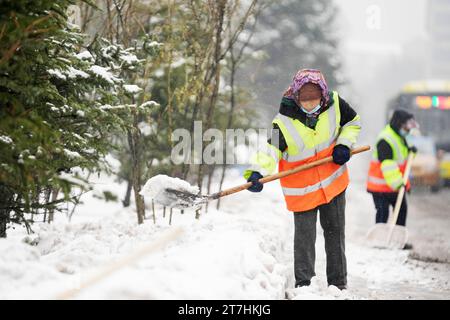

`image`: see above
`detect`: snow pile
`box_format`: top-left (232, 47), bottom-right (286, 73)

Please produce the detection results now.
top-left (78, 210), bottom-right (290, 300)
top-left (286, 278), bottom-right (355, 300)
top-left (0, 171), bottom-right (291, 299)
top-left (0, 241), bottom-right (63, 295)
top-left (0, 168), bottom-right (449, 300)
top-left (140, 174), bottom-right (199, 198)
top-left (140, 174), bottom-right (201, 208)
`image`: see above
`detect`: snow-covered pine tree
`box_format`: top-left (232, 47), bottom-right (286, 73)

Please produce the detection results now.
top-left (0, 0), bottom-right (155, 236)
top-left (90, 36), bottom-right (162, 224)
top-left (75, 1), bottom-right (261, 222)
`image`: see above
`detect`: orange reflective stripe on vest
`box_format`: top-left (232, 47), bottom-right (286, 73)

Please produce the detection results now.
top-left (367, 160), bottom-right (410, 192)
top-left (279, 143), bottom-right (349, 212)
top-left (272, 91), bottom-right (353, 212)
top-left (367, 125), bottom-right (410, 193)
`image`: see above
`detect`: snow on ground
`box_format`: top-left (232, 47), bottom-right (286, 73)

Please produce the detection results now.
top-left (0, 161), bottom-right (449, 300)
top-left (0, 170), bottom-right (290, 300)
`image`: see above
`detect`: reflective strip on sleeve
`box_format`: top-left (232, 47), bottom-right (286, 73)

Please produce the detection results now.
top-left (341, 115), bottom-right (362, 129)
top-left (247, 151), bottom-right (277, 176)
top-left (390, 178), bottom-right (403, 190)
top-left (381, 160), bottom-right (403, 189)
top-left (246, 141), bottom-right (282, 177)
top-left (266, 143), bottom-right (282, 161)
top-left (337, 115), bottom-right (361, 147)
top-left (381, 163), bottom-right (399, 173)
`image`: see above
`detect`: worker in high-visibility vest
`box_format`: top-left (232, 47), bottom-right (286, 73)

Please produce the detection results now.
top-left (244, 69), bottom-right (361, 290)
top-left (366, 110), bottom-right (418, 247)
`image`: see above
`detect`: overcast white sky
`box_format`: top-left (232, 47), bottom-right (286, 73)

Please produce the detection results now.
top-left (336, 0), bottom-right (428, 44)
top-left (334, 0), bottom-right (430, 139)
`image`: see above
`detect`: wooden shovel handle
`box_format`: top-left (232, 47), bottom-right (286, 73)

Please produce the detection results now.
top-left (388, 152), bottom-right (415, 228)
top-left (212, 145), bottom-right (371, 199)
top-left (385, 151), bottom-right (415, 246)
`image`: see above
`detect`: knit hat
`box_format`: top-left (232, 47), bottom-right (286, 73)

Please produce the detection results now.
top-left (390, 109), bottom-right (414, 131)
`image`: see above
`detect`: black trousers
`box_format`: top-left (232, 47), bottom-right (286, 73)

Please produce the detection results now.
top-left (293, 191), bottom-right (347, 287)
top-left (371, 192), bottom-right (407, 226)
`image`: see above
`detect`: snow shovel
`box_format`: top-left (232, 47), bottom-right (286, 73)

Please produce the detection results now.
top-left (366, 152), bottom-right (415, 249)
top-left (155, 145), bottom-right (371, 209)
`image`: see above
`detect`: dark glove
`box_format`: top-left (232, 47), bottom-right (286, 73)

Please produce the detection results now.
top-left (332, 145), bottom-right (351, 165)
top-left (396, 182), bottom-right (410, 193)
top-left (408, 146), bottom-right (418, 153)
top-left (247, 171), bottom-right (263, 192)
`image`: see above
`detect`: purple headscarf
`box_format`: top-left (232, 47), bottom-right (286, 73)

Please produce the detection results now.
top-left (283, 69), bottom-right (329, 105)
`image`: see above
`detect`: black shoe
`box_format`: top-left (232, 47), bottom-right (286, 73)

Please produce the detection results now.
top-left (295, 280), bottom-right (311, 288)
top-left (403, 243), bottom-right (413, 250)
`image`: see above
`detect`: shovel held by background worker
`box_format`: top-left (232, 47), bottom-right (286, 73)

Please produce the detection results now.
top-left (141, 145), bottom-right (371, 209)
top-left (366, 152), bottom-right (415, 249)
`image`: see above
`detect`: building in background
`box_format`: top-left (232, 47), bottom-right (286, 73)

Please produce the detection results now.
top-left (427, 0), bottom-right (450, 78)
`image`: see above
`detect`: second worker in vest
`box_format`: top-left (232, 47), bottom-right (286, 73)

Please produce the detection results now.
top-left (243, 69), bottom-right (361, 290)
top-left (366, 110), bottom-right (418, 248)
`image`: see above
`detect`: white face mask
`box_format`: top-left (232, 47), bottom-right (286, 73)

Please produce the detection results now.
top-left (400, 129), bottom-right (415, 148)
top-left (400, 118), bottom-right (419, 137)
top-left (301, 103), bottom-right (321, 115)
top-left (399, 128), bottom-right (409, 137)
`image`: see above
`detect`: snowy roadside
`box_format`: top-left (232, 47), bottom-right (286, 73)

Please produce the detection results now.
top-left (0, 166), bottom-right (449, 300)
top-left (0, 169), bottom-right (292, 300)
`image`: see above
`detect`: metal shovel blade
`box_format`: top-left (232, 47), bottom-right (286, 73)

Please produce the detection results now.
top-left (366, 223), bottom-right (408, 249)
top-left (159, 188), bottom-right (209, 209)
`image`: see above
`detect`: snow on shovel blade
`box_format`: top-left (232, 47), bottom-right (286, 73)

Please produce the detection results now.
top-left (163, 188), bottom-right (208, 209)
top-left (366, 223), bottom-right (408, 249)
top-left (140, 174), bottom-right (206, 209)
